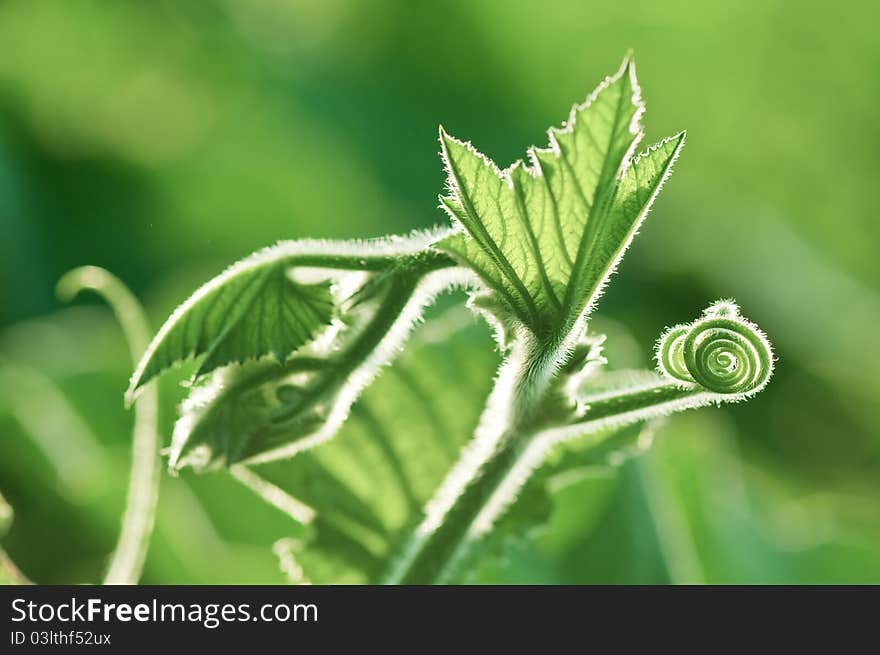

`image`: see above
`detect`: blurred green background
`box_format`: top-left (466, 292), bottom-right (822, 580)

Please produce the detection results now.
top-left (1, 0), bottom-right (878, 584)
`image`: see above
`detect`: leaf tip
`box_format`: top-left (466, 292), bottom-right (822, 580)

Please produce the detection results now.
top-left (605, 51), bottom-right (639, 102)
top-left (437, 124), bottom-right (458, 177)
top-left (438, 124), bottom-right (458, 153)
top-left (670, 130), bottom-right (688, 158)
top-left (438, 124), bottom-right (468, 156)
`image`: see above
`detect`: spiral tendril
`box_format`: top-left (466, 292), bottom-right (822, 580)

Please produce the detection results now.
top-left (655, 300), bottom-right (773, 397)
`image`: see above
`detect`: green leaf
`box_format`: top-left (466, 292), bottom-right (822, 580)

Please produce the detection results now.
top-left (166, 251), bottom-right (466, 469)
top-left (437, 56), bottom-right (685, 337)
top-left (128, 251), bottom-right (334, 401)
top-left (127, 231), bottom-right (454, 403)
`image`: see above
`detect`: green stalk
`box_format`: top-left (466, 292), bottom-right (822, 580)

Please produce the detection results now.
top-left (387, 300), bottom-right (772, 584)
top-left (58, 267), bottom-right (160, 585)
top-left (386, 374), bottom-right (710, 584)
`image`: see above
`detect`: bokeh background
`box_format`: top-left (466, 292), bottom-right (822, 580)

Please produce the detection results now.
top-left (1, 0), bottom-right (878, 584)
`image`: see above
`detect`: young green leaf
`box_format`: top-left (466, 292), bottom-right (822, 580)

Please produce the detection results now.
top-left (437, 56), bottom-right (684, 338)
top-left (166, 249), bottom-right (468, 470)
top-left (127, 231), bottom-right (454, 404)
top-left (129, 257), bottom-right (330, 401)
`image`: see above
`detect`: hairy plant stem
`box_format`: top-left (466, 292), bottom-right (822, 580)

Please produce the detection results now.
top-left (385, 334), bottom-right (560, 583)
top-left (385, 336), bottom-right (713, 584)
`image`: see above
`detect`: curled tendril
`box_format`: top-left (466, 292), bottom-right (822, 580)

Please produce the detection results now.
top-left (655, 300), bottom-right (773, 397)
